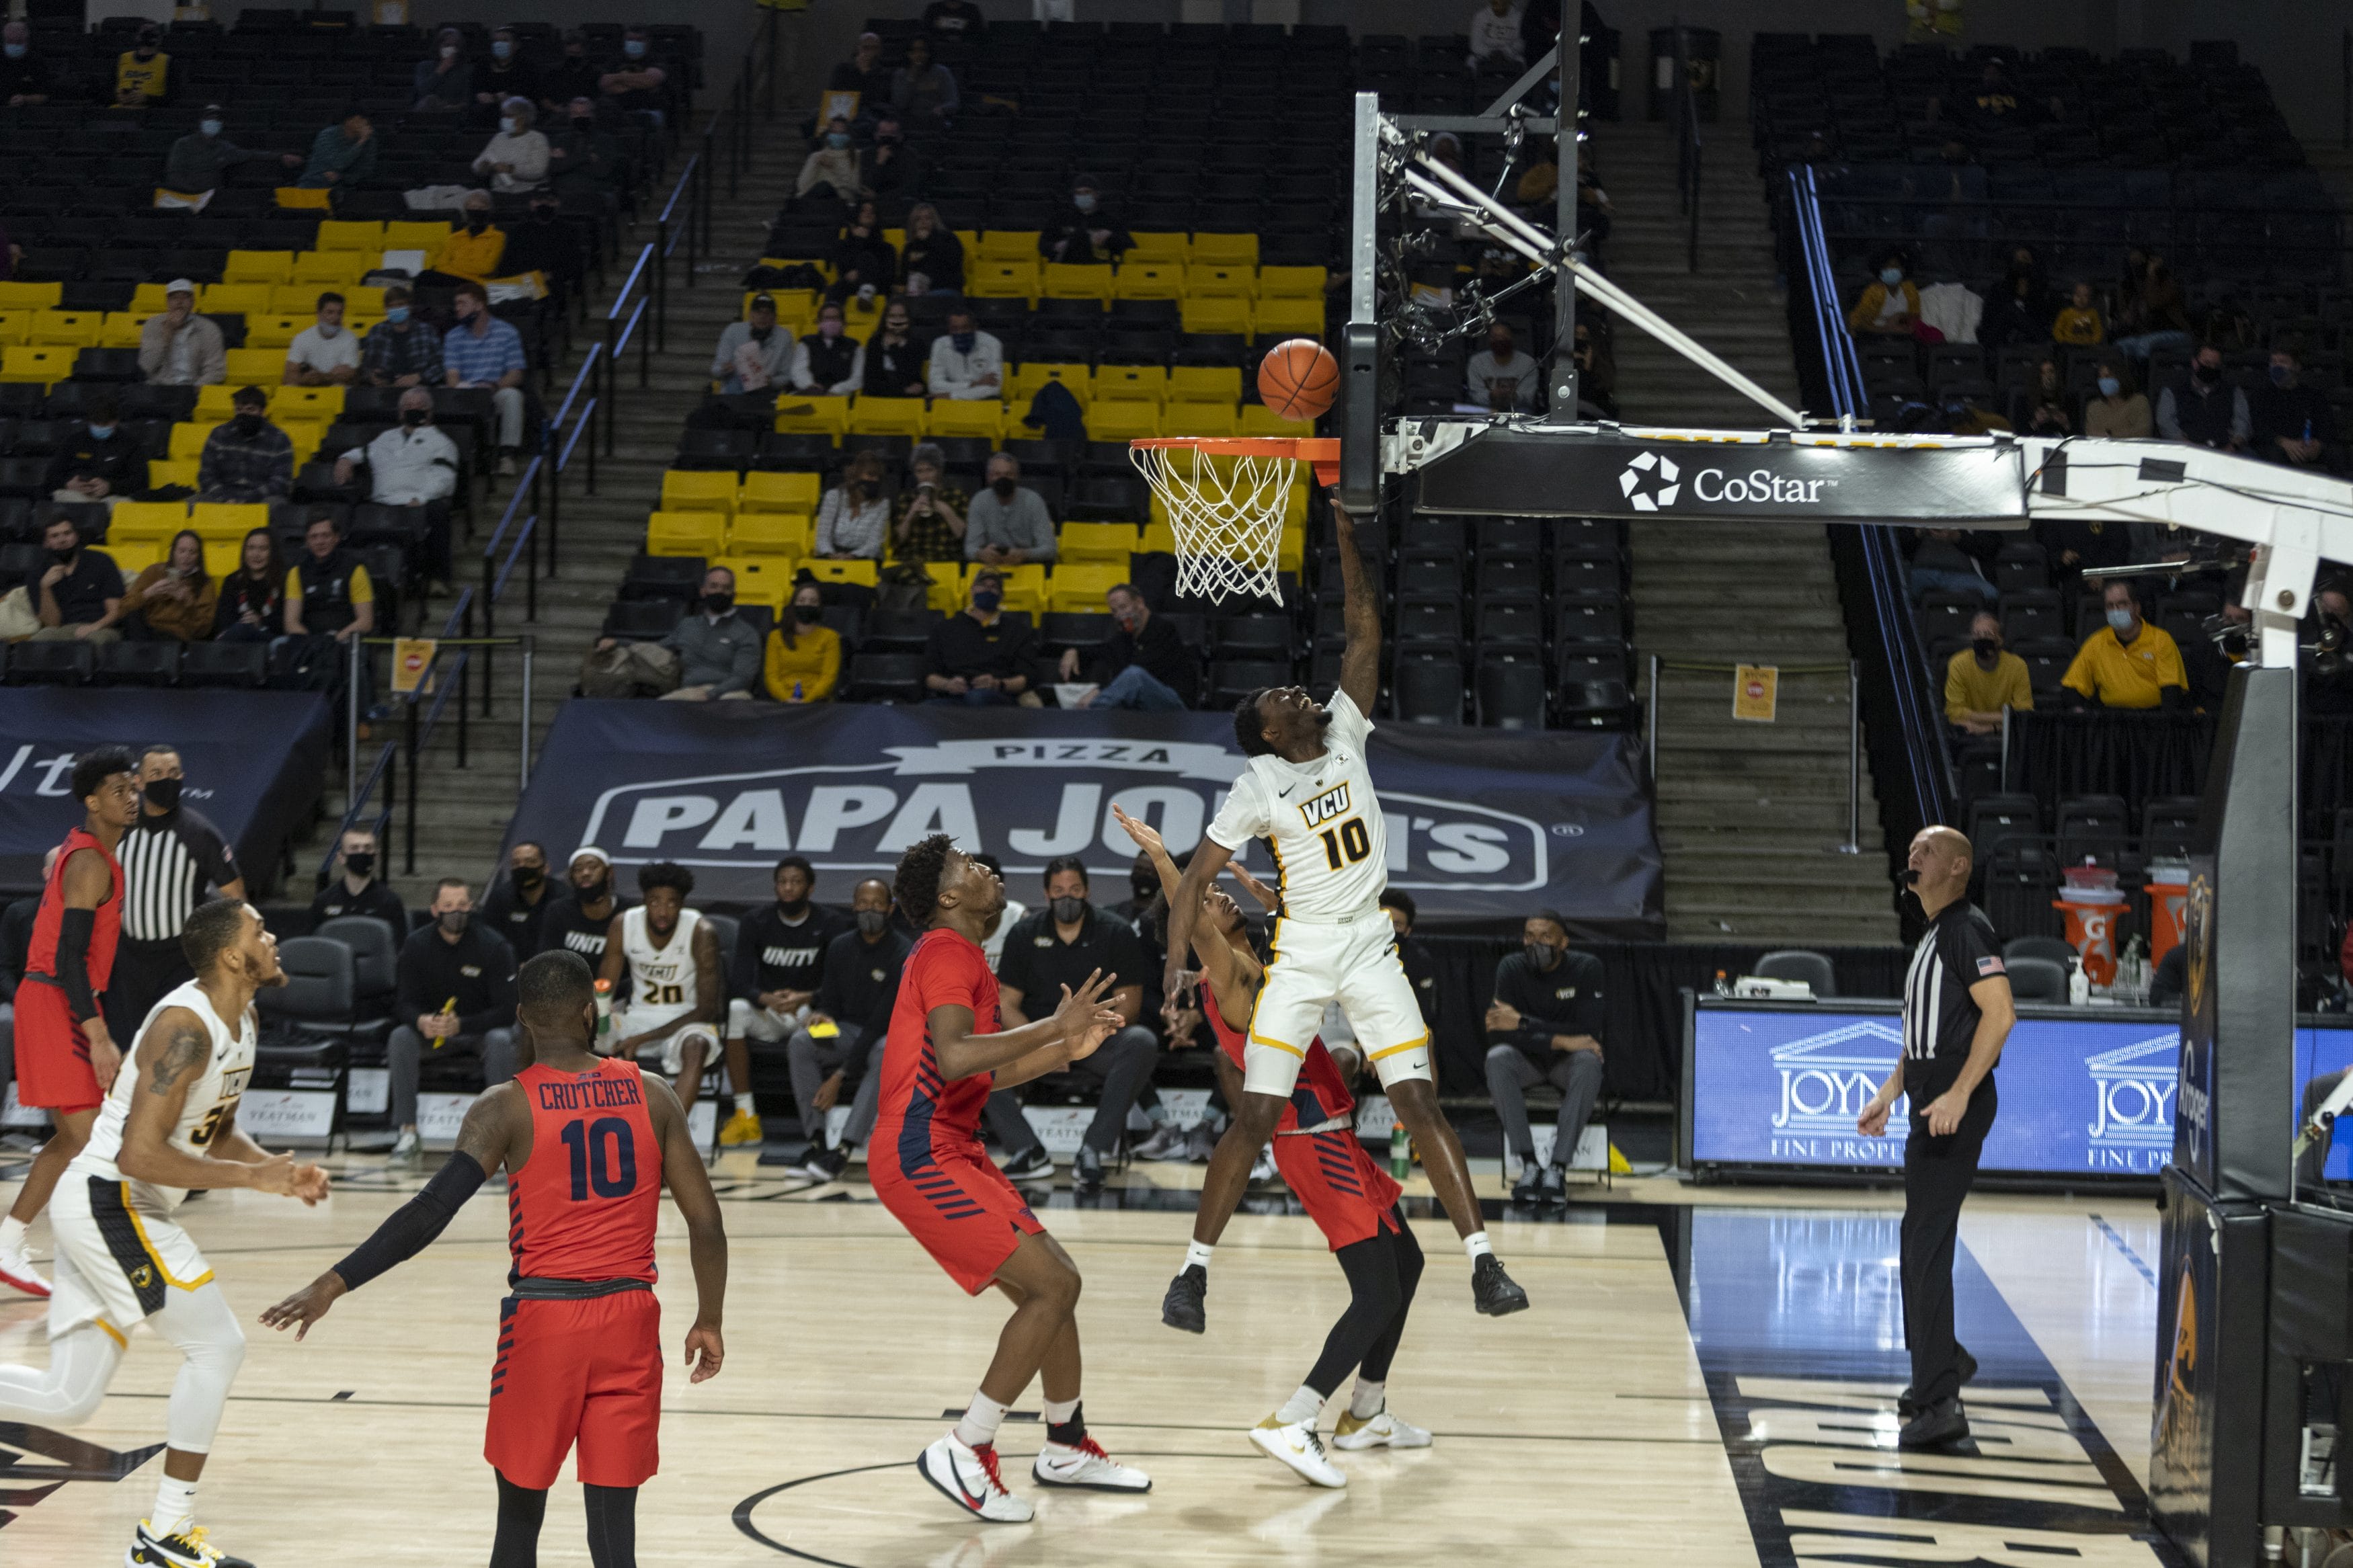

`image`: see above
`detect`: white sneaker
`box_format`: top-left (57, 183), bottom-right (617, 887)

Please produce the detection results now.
top-left (1032, 1435), bottom-right (1151, 1492)
top-left (1250, 1413), bottom-right (1347, 1487)
top-left (918, 1431), bottom-right (1034, 1523)
top-left (1332, 1403), bottom-right (1433, 1450)
top-left (128, 1518), bottom-right (255, 1565)
top-left (1249, 1144), bottom-right (1278, 1183)
top-left (389, 1130), bottom-right (422, 1165)
top-left (0, 1243), bottom-right (50, 1298)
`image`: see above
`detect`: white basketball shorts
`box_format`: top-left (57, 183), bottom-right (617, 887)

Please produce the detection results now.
top-left (1242, 907), bottom-right (1431, 1098)
top-left (725, 996), bottom-right (803, 1044)
top-left (619, 1004), bottom-right (723, 1077)
top-left (47, 1173), bottom-right (214, 1342)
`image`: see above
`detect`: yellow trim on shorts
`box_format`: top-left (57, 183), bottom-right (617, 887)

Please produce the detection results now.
top-left (1367, 1032), bottom-right (1431, 1062)
top-left (122, 1185), bottom-right (215, 1291)
top-left (1248, 1032), bottom-right (1305, 1058)
top-left (95, 1317), bottom-right (128, 1349)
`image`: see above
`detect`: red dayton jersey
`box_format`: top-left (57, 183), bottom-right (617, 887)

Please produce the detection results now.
top-left (25, 825), bottom-right (124, 994)
top-left (1203, 983), bottom-right (1353, 1131)
top-left (877, 928), bottom-right (1000, 1149)
top-left (507, 1058), bottom-right (660, 1284)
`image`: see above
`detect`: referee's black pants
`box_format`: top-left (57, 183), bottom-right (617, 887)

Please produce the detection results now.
top-left (1900, 1075), bottom-right (1997, 1408)
top-left (104, 936), bottom-right (195, 1044)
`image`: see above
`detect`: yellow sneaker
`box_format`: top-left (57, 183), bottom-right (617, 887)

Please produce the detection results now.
top-left (719, 1110), bottom-right (764, 1147)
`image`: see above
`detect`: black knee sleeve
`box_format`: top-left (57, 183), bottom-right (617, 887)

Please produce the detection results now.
top-left (489, 1473), bottom-right (548, 1568)
top-left (584, 1483), bottom-right (638, 1568)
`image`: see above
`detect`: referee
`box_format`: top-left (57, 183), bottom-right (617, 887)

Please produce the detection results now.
top-left (104, 744), bottom-right (245, 1039)
top-left (1858, 825), bottom-right (2013, 1450)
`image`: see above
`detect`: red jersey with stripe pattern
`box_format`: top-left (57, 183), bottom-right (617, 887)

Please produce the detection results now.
top-left (1203, 983), bottom-right (1353, 1133)
top-left (876, 927), bottom-right (999, 1153)
top-left (24, 825), bottom-right (124, 995)
top-left (506, 1057), bottom-right (660, 1284)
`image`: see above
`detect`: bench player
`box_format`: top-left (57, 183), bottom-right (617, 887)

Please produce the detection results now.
top-left (599, 861), bottom-right (725, 1107)
top-left (1161, 500), bottom-right (1529, 1318)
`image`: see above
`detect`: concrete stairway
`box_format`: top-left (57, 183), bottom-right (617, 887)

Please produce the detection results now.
top-left (1585, 118), bottom-right (1899, 944)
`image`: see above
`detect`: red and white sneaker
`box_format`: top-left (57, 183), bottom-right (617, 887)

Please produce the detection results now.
top-left (0, 1242), bottom-right (48, 1298)
top-left (918, 1431), bottom-right (1034, 1523)
top-left (1032, 1434), bottom-right (1152, 1492)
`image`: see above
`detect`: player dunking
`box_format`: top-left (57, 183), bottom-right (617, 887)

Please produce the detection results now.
top-left (264, 951), bottom-right (728, 1568)
top-left (1, 745), bottom-right (141, 1298)
top-left (875, 834), bottom-right (1151, 1522)
top-left (0, 899), bottom-right (326, 1568)
top-left (1117, 807), bottom-right (1427, 1487)
top-left (1162, 501), bottom-right (1529, 1318)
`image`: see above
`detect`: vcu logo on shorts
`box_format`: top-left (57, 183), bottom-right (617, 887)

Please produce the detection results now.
top-left (131, 1264), bottom-right (155, 1290)
top-left (1298, 781), bottom-right (1352, 828)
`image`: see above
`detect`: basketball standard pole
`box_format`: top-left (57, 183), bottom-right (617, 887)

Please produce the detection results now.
top-left (1550, 6), bottom-right (1580, 419)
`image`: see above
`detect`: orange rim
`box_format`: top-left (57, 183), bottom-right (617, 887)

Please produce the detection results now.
top-left (1130, 436), bottom-right (1341, 485)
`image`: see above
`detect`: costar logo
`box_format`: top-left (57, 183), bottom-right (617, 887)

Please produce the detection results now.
top-left (1618, 450), bottom-right (1681, 511)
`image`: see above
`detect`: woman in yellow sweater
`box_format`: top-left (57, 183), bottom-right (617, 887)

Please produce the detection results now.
top-left (764, 579), bottom-right (840, 702)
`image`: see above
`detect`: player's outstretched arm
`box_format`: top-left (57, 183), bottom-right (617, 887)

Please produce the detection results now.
top-left (114, 1006), bottom-right (321, 1200)
top-left (260, 1084), bottom-right (520, 1339)
top-left (1332, 499), bottom-right (1379, 716)
top-left (1162, 837), bottom-right (1235, 1004)
top-left (645, 1072), bottom-right (726, 1383)
top-left (930, 966), bottom-right (1122, 1081)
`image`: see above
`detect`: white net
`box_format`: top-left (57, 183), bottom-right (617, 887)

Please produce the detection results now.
top-left (1128, 444), bottom-right (1297, 606)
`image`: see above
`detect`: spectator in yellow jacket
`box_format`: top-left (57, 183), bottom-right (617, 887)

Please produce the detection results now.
top-left (2063, 581), bottom-right (2186, 709)
top-left (1848, 252), bottom-right (1920, 337)
top-left (2050, 281), bottom-right (2105, 345)
top-left (420, 194), bottom-right (506, 286)
top-left (764, 580), bottom-right (840, 702)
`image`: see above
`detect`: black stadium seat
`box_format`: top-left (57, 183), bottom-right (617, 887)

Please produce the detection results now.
top-left (4, 641), bottom-right (93, 686)
top-left (1391, 656), bottom-right (1464, 725)
top-left (844, 653), bottom-right (928, 702)
top-left (181, 642), bottom-right (269, 688)
top-left (95, 641), bottom-right (182, 686)
top-left (604, 598), bottom-right (684, 641)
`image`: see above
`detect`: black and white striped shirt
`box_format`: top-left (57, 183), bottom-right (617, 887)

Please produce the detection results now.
top-left (1900, 899), bottom-right (2006, 1098)
top-left (116, 808), bottom-right (237, 944)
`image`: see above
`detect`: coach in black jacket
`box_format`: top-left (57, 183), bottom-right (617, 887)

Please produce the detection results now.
top-left (386, 880), bottom-right (519, 1163)
top-left (787, 878), bottom-right (911, 1181)
top-left (1484, 911), bottom-right (1606, 1208)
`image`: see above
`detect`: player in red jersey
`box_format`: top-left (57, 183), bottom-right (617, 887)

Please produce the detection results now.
top-left (1, 745), bottom-right (141, 1298)
top-left (873, 833), bottom-right (1152, 1523)
top-left (1115, 807), bottom-right (1428, 1489)
top-left (264, 950), bottom-right (727, 1568)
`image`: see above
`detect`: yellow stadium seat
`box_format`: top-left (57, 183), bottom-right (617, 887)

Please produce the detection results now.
top-left (995, 564), bottom-right (1047, 616)
top-left (1257, 265), bottom-right (1328, 300)
top-left (146, 457), bottom-right (200, 490)
top-left (25, 311), bottom-right (96, 347)
top-left (1111, 262), bottom-right (1184, 301)
top-left (645, 509), bottom-right (728, 557)
top-left (191, 501), bottom-right (268, 542)
top-left (967, 258), bottom-right (1039, 302)
top-left (1139, 520), bottom-right (1176, 555)
top-left (1058, 522), bottom-right (1139, 564)
top-left (841, 295), bottom-right (885, 342)
top-left (975, 230), bottom-right (1040, 262)
top-left (1041, 263), bottom-right (1112, 302)
top-left (1083, 401), bottom-right (1162, 442)
top-left (223, 348), bottom-right (284, 384)
top-left (727, 513), bottom-right (812, 557)
top-left (1252, 297), bottom-right (1326, 339)
top-left (1240, 403), bottom-right (1316, 438)
top-left (278, 420), bottom-right (326, 460)
top-left (923, 561), bottom-right (967, 612)
top-left (99, 313), bottom-right (145, 348)
top-left (1047, 562), bottom-right (1129, 612)
top-left (1169, 365), bottom-right (1243, 403)
top-left (0, 311), bottom-right (29, 346)
top-left (801, 558), bottom-right (878, 588)
top-left (221, 250), bottom-right (295, 284)
top-left (245, 315), bottom-right (309, 350)
top-left (272, 385), bottom-right (346, 419)
top-left (1191, 233), bottom-right (1259, 267)
top-left (314, 220), bottom-right (387, 253)
top-left (169, 421), bottom-right (219, 461)
top-left (384, 220), bottom-right (454, 251)
top-left (202, 540), bottom-right (243, 581)
top-left (109, 538), bottom-right (165, 576)
top-left (847, 396), bottom-right (926, 438)
top-left (194, 384), bottom-right (243, 420)
top-left (772, 394), bottom-right (850, 441)
top-left (1184, 263), bottom-right (1256, 300)
top-left (109, 501), bottom-right (190, 545)
top-left (276, 186), bottom-right (333, 210)
top-left (0, 345), bottom-right (73, 385)
top-left (1161, 399), bottom-right (1238, 437)
top-left (200, 282), bottom-right (274, 315)
top-left (1092, 365), bottom-right (1168, 405)
top-left (129, 283), bottom-right (177, 313)
top-left (739, 471), bottom-right (822, 513)
top-left (1007, 363), bottom-right (1090, 407)
top-left (660, 470), bottom-right (738, 515)
top-left (0, 282), bottom-right (63, 310)
top-left (1181, 297), bottom-right (1252, 336)
top-left (290, 250), bottom-right (366, 285)
top-left (1124, 232), bottom-right (1188, 265)
top-left (716, 556), bottom-right (793, 609)
top-left (922, 399), bottom-right (1006, 442)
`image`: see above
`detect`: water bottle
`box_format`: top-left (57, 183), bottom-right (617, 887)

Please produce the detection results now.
top-left (593, 978), bottom-right (612, 1046)
top-left (1389, 1120), bottom-right (1410, 1181)
top-left (1713, 968), bottom-right (1730, 998)
top-left (2067, 960), bottom-right (2090, 1007)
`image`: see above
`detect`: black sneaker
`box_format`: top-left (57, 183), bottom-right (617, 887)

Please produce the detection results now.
top-left (1509, 1159), bottom-right (1543, 1205)
top-left (1162, 1265), bottom-right (1207, 1333)
top-left (1073, 1145), bottom-right (1105, 1194)
top-left (1472, 1253), bottom-right (1530, 1316)
top-left (799, 1145), bottom-right (850, 1182)
top-left (130, 1520), bottom-right (257, 1566)
top-left (1000, 1145), bottom-right (1053, 1182)
top-left (1538, 1164), bottom-right (1568, 1208)
top-left (1897, 1346), bottom-right (1977, 1419)
top-left (1897, 1395), bottom-right (1969, 1448)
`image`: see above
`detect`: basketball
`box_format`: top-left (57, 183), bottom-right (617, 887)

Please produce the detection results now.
top-left (1257, 337), bottom-right (1341, 421)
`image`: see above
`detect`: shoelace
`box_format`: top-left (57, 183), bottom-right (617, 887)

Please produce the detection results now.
top-left (1073, 1435), bottom-right (1113, 1464)
top-left (971, 1442), bottom-right (1012, 1497)
top-left (1302, 1427), bottom-right (1330, 1459)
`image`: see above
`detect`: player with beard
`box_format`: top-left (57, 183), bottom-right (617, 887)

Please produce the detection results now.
top-left (541, 846), bottom-right (627, 964)
top-left (598, 862), bottom-right (725, 1104)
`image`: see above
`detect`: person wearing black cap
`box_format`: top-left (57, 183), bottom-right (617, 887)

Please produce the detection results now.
top-left (1482, 909), bottom-right (1605, 1208)
top-left (1040, 173), bottom-right (1131, 265)
top-left (712, 293), bottom-right (793, 395)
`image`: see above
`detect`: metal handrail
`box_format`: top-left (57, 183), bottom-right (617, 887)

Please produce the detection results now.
top-left (493, 517), bottom-right (535, 604)
top-left (553, 341), bottom-right (600, 428)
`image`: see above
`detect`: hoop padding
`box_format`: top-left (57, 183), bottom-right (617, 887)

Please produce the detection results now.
top-left (1128, 444), bottom-right (1297, 606)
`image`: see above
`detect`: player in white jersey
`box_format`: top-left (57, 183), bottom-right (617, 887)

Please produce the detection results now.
top-left (0, 899), bottom-right (327, 1568)
top-left (598, 860), bottom-right (726, 1102)
top-left (1162, 500), bottom-right (1529, 1319)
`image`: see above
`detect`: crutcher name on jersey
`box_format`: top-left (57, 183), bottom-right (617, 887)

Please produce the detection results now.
top-left (1298, 781), bottom-right (1353, 827)
top-left (535, 1074), bottom-right (647, 1112)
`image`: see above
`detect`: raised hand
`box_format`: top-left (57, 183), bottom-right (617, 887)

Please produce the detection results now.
top-left (1069, 1007), bottom-right (1127, 1062)
top-left (1047, 968), bottom-right (1116, 1042)
top-left (1110, 802), bottom-right (1164, 857)
top-left (1226, 860), bottom-right (1280, 914)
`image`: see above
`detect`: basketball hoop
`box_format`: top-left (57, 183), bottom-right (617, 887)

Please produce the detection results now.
top-left (1127, 437), bottom-right (1339, 606)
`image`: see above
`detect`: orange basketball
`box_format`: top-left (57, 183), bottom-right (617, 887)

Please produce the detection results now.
top-left (1257, 337), bottom-right (1341, 421)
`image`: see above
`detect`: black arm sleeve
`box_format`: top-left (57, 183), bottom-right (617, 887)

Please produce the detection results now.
top-left (331, 1152), bottom-right (487, 1291)
top-left (57, 907), bottom-right (98, 1022)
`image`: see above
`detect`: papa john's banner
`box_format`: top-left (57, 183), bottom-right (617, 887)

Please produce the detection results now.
top-left (503, 701), bottom-right (1665, 932)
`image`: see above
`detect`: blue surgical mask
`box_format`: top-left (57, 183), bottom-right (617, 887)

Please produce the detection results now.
top-left (951, 330), bottom-right (975, 353)
top-left (2098, 376), bottom-right (2120, 398)
top-left (826, 131), bottom-right (850, 149)
top-left (500, 116), bottom-right (518, 134)
top-left (1074, 192), bottom-right (1096, 213)
top-left (492, 40), bottom-right (513, 59)
top-left (2106, 608), bottom-right (2135, 634)
top-left (3, 44), bottom-right (25, 60)
top-left (385, 305), bottom-right (409, 325)
top-left (200, 118), bottom-right (223, 137)
top-left (1879, 266), bottom-right (1903, 285)
top-left (624, 38), bottom-right (647, 58)
top-left (971, 588), bottom-right (1001, 612)
top-left (88, 423), bottom-right (116, 441)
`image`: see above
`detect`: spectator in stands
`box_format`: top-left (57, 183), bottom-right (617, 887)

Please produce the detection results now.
top-left (95, 529), bottom-right (214, 643)
top-left (764, 579), bottom-right (840, 703)
top-left (1382, 890), bottom-right (1443, 1047)
top-left (824, 32), bottom-right (892, 121)
top-left (2018, 364), bottom-right (2072, 438)
top-left (889, 443), bottom-right (967, 563)
top-left (1, 22), bottom-right (53, 106)
top-left (1907, 528), bottom-right (1995, 604)
top-left (474, 28), bottom-right (543, 127)
top-left (1945, 610), bottom-right (2032, 736)
top-left (1979, 261), bottom-right (2052, 354)
top-left (163, 106), bottom-right (301, 198)
top-left (899, 202), bottom-right (963, 296)
top-left (197, 386), bottom-right (294, 504)
top-left (814, 452), bottom-right (890, 559)
top-left (335, 386), bottom-right (460, 583)
top-left (795, 114), bottom-right (861, 204)
top-left (2083, 360), bottom-right (2151, 439)
top-left (497, 192), bottom-right (585, 308)
top-left (111, 26), bottom-right (170, 109)
top-left (474, 98), bottom-right (550, 194)
top-left (387, 878), bottom-right (520, 1163)
top-left (360, 286), bottom-right (444, 388)
top-left (28, 516), bottom-right (120, 643)
top-left (923, 0), bottom-right (986, 40)
top-left (138, 281), bottom-right (225, 387)
top-left (2249, 343), bottom-right (2336, 470)
top-left (860, 112), bottom-right (916, 202)
top-left (927, 306), bottom-right (1002, 401)
top-left (657, 566), bottom-right (762, 702)
top-left (2062, 580), bottom-right (2187, 710)
top-left (789, 300), bottom-right (864, 396)
top-left (965, 452), bottom-right (1054, 566)
top-left (2157, 345), bottom-right (2252, 451)
top-left (2309, 581), bottom-right (2353, 718)
top-left (541, 32), bottom-right (601, 114)
top-left (309, 827), bottom-right (403, 934)
top-left (890, 36), bottom-right (959, 131)
top-left (44, 395), bottom-right (148, 508)
top-left (925, 570), bottom-right (1037, 704)
top-left (1849, 251), bottom-right (1920, 337)
top-left (599, 27), bottom-right (676, 129)
top-left (2112, 254), bottom-right (2193, 365)
top-left (443, 282), bottom-right (529, 474)
top-left (1466, 321), bottom-right (1542, 411)
top-left (1485, 911), bottom-right (1605, 1208)
top-left (1057, 582), bottom-right (1195, 710)
top-left (832, 200), bottom-right (896, 298)
top-left (1040, 174), bottom-right (1131, 265)
top-left (481, 841), bottom-right (557, 958)
top-left (1571, 319), bottom-right (1618, 417)
top-left (2051, 281), bottom-right (2104, 347)
top-left (298, 108), bottom-right (377, 191)
top-left (283, 512), bottom-right (374, 658)
top-left (547, 95), bottom-right (621, 205)
top-left (413, 28), bottom-right (474, 114)
top-left (786, 877), bottom-right (908, 1181)
top-left (721, 855), bottom-right (848, 1147)
top-left (211, 528), bottom-right (284, 643)
top-left (423, 196), bottom-right (507, 288)
top-left (712, 293), bottom-right (793, 395)
top-left (285, 292), bottom-right (362, 387)
top-left (861, 298), bottom-right (927, 398)
top-left (1468, 0), bottom-right (1527, 70)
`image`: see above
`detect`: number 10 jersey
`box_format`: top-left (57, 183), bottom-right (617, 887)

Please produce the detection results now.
top-left (508, 1057), bottom-right (659, 1284)
top-left (1206, 688), bottom-right (1389, 923)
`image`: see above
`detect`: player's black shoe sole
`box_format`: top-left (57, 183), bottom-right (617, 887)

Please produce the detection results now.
top-left (1162, 1266), bottom-right (1207, 1333)
top-left (1472, 1254), bottom-right (1530, 1316)
top-left (1896, 1346), bottom-right (1977, 1419)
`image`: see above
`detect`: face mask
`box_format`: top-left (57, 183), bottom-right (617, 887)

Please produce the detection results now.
top-left (440, 44), bottom-right (458, 59)
top-left (514, 866), bottom-right (544, 891)
top-left (818, 320), bottom-right (842, 339)
top-left (777, 895), bottom-right (809, 918)
top-left (49, 544), bottom-right (77, 564)
top-left (3, 45), bottom-right (25, 60)
top-left (317, 322), bottom-right (341, 339)
top-left (232, 413), bottom-right (264, 436)
top-left (200, 118), bottom-right (223, 136)
top-left (492, 40), bottom-right (513, 59)
top-left (1880, 267), bottom-right (1903, 285)
top-left (705, 591), bottom-right (733, 614)
top-left (991, 475), bottom-right (1016, 498)
top-left (1523, 941), bottom-right (1561, 970)
top-left (2106, 608), bottom-right (2136, 634)
top-left (624, 39), bottom-right (647, 58)
top-left (1130, 874), bottom-right (1158, 903)
top-left (750, 324), bottom-right (772, 342)
top-left (2271, 364), bottom-right (2293, 386)
top-left (970, 588), bottom-right (1001, 612)
top-left (1074, 192), bottom-right (1096, 213)
top-left (2098, 376), bottom-right (2121, 398)
top-left (143, 776), bottom-right (182, 811)
top-left (2193, 362), bottom-right (2220, 386)
top-left (827, 131), bottom-right (851, 149)
top-left (951, 331), bottom-right (976, 354)
top-left (500, 116), bottom-right (519, 134)
top-left (1050, 896), bottom-right (1088, 925)
top-left (88, 423), bottom-right (116, 441)
top-left (465, 214), bottom-right (489, 233)
top-left (573, 114), bottom-right (595, 131)
top-left (345, 852), bottom-right (375, 877)
top-left (1972, 636), bottom-right (1999, 659)
top-left (438, 909), bottom-right (470, 935)
top-left (856, 909), bottom-right (889, 936)
top-left (793, 602), bottom-right (822, 624)
top-left (385, 306), bottom-right (410, 325)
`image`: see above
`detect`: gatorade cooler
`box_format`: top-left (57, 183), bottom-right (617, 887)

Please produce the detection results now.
top-left (2053, 862), bottom-right (2128, 987)
top-left (2146, 861), bottom-right (2191, 966)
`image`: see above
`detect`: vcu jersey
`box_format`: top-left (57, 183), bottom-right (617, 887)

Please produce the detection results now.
top-left (615, 906), bottom-right (717, 1077)
top-left (1206, 689), bottom-right (1386, 921)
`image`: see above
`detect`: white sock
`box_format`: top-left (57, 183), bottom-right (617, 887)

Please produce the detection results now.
top-left (1184, 1239), bottom-right (1214, 1271)
top-left (151, 1475), bottom-right (198, 1538)
top-left (0, 1215), bottom-right (26, 1253)
top-left (953, 1390), bottom-right (1009, 1450)
top-left (1349, 1378), bottom-right (1386, 1419)
top-left (1041, 1395), bottom-right (1079, 1428)
top-left (1276, 1384), bottom-right (1325, 1426)
top-left (1464, 1231), bottom-right (1494, 1261)
top-left (733, 1094), bottom-right (756, 1116)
